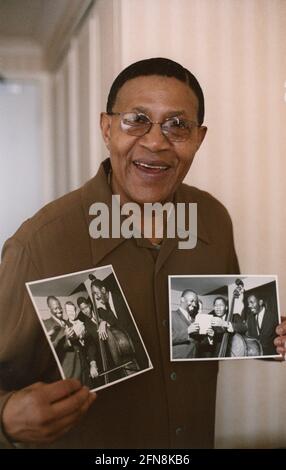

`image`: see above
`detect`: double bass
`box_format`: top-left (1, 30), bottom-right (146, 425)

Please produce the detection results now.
top-left (89, 274), bottom-right (139, 384)
top-left (218, 279), bottom-right (263, 358)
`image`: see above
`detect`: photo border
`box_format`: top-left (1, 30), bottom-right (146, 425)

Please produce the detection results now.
top-left (26, 264), bottom-right (153, 392)
top-left (168, 274), bottom-right (281, 362)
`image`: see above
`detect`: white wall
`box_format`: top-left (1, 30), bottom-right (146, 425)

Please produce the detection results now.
top-left (0, 80), bottom-right (43, 250)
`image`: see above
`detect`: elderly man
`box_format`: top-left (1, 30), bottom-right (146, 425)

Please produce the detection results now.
top-left (0, 57), bottom-right (285, 449)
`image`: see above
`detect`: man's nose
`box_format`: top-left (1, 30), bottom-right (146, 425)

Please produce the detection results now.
top-left (139, 122), bottom-right (171, 151)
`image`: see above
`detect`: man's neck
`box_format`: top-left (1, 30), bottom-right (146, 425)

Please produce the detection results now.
top-left (110, 173), bottom-right (173, 245)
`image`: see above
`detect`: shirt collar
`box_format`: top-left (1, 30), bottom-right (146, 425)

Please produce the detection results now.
top-left (81, 159), bottom-right (126, 266)
top-left (179, 306), bottom-right (194, 322)
top-left (51, 315), bottom-right (66, 327)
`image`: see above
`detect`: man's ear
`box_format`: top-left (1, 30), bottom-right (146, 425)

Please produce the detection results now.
top-left (259, 299), bottom-right (264, 308)
top-left (195, 126), bottom-right (207, 151)
top-left (100, 112), bottom-right (112, 150)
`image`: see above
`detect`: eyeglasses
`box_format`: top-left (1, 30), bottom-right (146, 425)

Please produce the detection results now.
top-left (108, 111), bottom-right (198, 142)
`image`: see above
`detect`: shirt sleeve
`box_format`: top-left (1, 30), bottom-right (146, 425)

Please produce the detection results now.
top-left (0, 236), bottom-right (40, 447)
top-left (0, 390), bottom-right (17, 448)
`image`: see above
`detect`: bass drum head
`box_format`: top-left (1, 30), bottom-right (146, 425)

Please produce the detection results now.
top-left (229, 333), bottom-right (263, 357)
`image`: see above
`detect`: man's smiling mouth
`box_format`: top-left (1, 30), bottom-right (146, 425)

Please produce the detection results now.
top-left (133, 160), bottom-right (170, 173)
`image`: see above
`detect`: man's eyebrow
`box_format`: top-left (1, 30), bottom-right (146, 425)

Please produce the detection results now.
top-left (131, 106), bottom-right (187, 117)
top-left (165, 110), bottom-right (186, 118)
top-left (130, 106), bottom-right (151, 114)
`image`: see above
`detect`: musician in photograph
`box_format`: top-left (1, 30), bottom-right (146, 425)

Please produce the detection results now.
top-left (64, 301), bottom-right (99, 386)
top-left (245, 294), bottom-right (278, 356)
top-left (45, 296), bottom-right (66, 346)
top-left (90, 278), bottom-right (140, 377)
top-left (44, 296), bottom-right (83, 381)
top-left (172, 289), bottom-right (213, 359)
top-left (76, 296), bottom-right (105, 384)
top-left (77, 296), bottom-right (101, 350)
top-left (77, 296), bottom-right (97, 324)
top-left (209, 296), bottom-right (246, 357)
top-left (90, 278), bottom-right (119, 340)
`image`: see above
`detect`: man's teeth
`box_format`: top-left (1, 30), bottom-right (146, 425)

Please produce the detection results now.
top-left (135, 161), bottom-right (168, 170)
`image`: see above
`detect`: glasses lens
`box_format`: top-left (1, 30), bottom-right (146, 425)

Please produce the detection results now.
top-left (121, 112), bottom-right (151, 136)
top-left (162, 117), bottom-right (195, 141)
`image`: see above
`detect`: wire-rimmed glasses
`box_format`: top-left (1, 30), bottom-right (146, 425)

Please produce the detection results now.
top-left (108, 111), bottom-right (198, 142)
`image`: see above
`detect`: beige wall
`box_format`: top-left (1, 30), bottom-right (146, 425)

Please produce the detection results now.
top-left (3, 0), bottom-right (285, 448)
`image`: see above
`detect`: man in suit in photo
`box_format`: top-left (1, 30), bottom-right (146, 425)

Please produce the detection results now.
top-left (246, 294), bottom-right (278, 355)
top-left (172, 289), bottom-right (203, 359)
top-left (44, 296), bottom-right (68, 350)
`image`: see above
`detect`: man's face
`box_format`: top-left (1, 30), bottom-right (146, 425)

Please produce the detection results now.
top-left (214, 299), bottom-right (227, 317)
top-left (101, 75), bottom-right (207, 205)
top-left (92, 285), bottom-right (102, 301)
top-left (66, 304), bottom-right (77, 321)
top-left (79, 302), bottom-right (91, 318)
top-left (247, 295), bottom-right (261, 315)
top-left (48, 298), bottom-right (63, 318)
top-left (181, 291), bottom-right (198, 316)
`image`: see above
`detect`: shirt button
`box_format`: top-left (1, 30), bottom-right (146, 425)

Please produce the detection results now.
top-left (170, 372), bottom-right (177, 381)
top-left (175, 427), bottom-right (182, 436)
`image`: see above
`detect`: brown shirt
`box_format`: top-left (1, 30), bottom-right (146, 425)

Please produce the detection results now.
top-left (0, 159), bottom-right (239, 448)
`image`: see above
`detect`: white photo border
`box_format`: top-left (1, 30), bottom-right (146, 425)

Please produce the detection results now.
top-left (168, 274), bottom-right (281, 362)
top-left (26, 264), bottom-right (153, 392)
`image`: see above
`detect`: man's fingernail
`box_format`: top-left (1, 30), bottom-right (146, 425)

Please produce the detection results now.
top-left (277, 327), bottom-right (283, 335)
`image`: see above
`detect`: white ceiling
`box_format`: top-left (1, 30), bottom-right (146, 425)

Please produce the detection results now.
top-left (0, 0), bottom-right (94, 69)
top-left (0, 0), bottom-right (72, 47)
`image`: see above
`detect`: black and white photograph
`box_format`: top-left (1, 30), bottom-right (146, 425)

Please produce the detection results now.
top-left (26, 265), bottom-right (153, 392)
top-left (169, 275), bottom-right (281, 361)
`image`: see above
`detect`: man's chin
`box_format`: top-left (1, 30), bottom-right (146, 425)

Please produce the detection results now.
top-left (127, 189), bottom-right (172, 206)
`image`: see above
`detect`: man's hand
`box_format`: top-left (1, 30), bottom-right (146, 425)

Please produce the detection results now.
top-left (274, 315), bottom-right (286, 358)
top-left (90, 361), bottom-right (99, 379)
top-left (65, 326), bottom-right (75, 339)
top-left (2, 379), bottom-right (96, 445)
top-left (98, 321), bottom-right (109, 341)
top-left (206, 327), bottom-right (214, 337)
top-left (73, 322), bottom-right (86, 339)
top-left (233, 284), bottom-right (245, 298)
top-left (187, 322), bottom-right (200, 335)
top-left (211, 317), bottom-right (226, 328)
